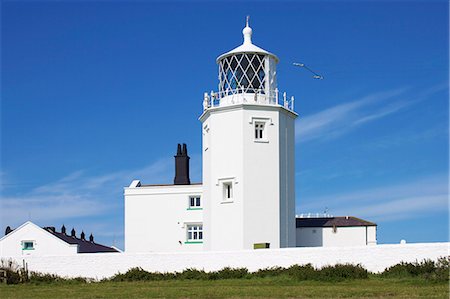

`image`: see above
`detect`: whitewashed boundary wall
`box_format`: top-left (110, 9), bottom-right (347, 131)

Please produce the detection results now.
top-left (2, 243), bottom-right (448, 279)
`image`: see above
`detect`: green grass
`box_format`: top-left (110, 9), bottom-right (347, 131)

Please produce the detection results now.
top-left (0, 276), bottom-right (448, 298)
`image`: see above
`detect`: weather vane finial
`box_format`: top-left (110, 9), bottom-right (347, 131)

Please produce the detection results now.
top-left (246, 15), bottom-right (250, 27)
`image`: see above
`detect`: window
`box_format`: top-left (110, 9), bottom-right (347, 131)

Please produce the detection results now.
top-left (218, 53), bottom-right (266, 96)
top-left (188, 196), bottom-right (201, 209)
top-left (217, 177), bottom-right (236, 203)
top-left (223, 182), bottom-right (233, 201)
top-left (255, 122), bottom-right (265, 140)
top-left (186, 224), bottom-right (203, 242)
top-left (22, 241), bottom-right (34, 250)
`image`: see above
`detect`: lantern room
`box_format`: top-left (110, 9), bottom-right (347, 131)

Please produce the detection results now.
top-left (203, 18), bottom-right (294, 112)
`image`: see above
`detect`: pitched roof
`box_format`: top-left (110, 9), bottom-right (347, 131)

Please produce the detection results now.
top-left (47, 230), bottom-right (118, 253)
top-left (296, 216), bottom-right (376, 228)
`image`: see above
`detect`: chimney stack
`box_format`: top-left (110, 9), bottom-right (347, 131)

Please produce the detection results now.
top-left (80, 231), bottom-right (85, 240)
top-left (71, 228), bottom-right (76, 237)
top-left (5, 226), bottom-right (12, 236)
top-left (89, 233), bottom-right (94, 242)
top-left (174, 143), bottom-right (191, 185)
top-left (61, 225), bottom-right (66, 235)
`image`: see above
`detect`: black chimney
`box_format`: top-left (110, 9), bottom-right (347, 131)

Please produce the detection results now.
top-left (5, 226), bottom-right (12, 236)
top-left (174, 143), bottom-right (190, 185)
top-left (71, 228), bottom-right (76, 237)
top-left (89, 233), bottom-right (94, 242)
top-left (61, 225), bottom-right (66, 235)
top-left (80, 231), bottom-right (85, 240)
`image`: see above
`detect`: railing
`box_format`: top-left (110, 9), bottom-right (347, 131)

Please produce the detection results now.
top-left (203, 88), bottom-right (295, 112)
top-left (296, 213), bottom-right (334, 218)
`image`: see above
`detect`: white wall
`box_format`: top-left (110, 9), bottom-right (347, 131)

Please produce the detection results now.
top-left (367, 226), bottom-right (377, 245)
top-left (242, 106), bottom-right (281, 250)
top-left (296, 227), bottom-right (324, 247)
top-left (124, 184), bottom-right (203, 253)
top-left (201, 106), bottom-right (245, 251)
top-left (200, 104), bottom-right (297, 251)
top-left (296, 226), bottom-right (377, 247)
top-left (0, 222), bottom-right (78, 256)
top-left (3, 243), bottom-right (447, 279)
top-left (323, 226), bottom-right (375, 247)
top-left (277, 109), bottom-right (296, 248)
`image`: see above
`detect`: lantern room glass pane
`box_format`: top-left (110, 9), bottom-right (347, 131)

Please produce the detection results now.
top-left (219, 53), bottom-right (267, 95)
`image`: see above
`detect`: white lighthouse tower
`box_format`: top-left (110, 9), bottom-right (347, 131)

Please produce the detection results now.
top-left (200, 19), bottom-right (298, 251)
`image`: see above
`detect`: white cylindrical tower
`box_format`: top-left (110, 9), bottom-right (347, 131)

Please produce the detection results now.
top-left (200, 20), bottom-right (297, 251)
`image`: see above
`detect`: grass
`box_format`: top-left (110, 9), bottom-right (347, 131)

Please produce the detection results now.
top-left (0, 276), bottom-right (448, 298)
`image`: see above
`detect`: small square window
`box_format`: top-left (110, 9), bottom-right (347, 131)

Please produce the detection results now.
top-left (189, 196), bottom-right (201, 209)
top-left (186, 224), bottom-right (203, 242)
top-left (22, 241), bottom-right (34, 250)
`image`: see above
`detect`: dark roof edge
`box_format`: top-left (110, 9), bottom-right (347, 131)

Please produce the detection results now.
top-left (296, 216), bottom-right (377, 228)
top-left (139, 182), bottom-right (203, 187)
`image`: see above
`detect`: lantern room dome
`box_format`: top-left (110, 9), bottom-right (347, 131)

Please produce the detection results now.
top-left (216, 22), bottom-right (279, 63)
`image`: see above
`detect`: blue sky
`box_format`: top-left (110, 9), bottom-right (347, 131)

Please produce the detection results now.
top-left (1, 1), bottom-right (448, 249)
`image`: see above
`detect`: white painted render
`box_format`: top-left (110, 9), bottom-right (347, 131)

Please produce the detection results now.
top-left (200, 104), bottom-right (297, 251)
top-left (0, 222), bottom-right (78, 256)
top-left (296, 226), bottom-right (377, 247)
top-left (124, 183), bottom-right (203, 253)
top-left (3, 243), bottom-right (448, 279)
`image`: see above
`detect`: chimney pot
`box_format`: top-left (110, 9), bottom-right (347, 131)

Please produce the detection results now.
top-left (174, 143), bottom-right (191, 185)
top-left (61, 225), bottom-right (66, 235)
top-left (5, 226), bottom-right (12, 236)
top-left (89, 233), bottom-right (94, 242)
top-left (71, 228), bottom-right (76, 237)
top-left (80, 231), bottom-right (86, 240)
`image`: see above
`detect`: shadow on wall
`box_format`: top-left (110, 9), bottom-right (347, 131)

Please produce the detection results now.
top-left (297, 227), bottom-right (323, 247)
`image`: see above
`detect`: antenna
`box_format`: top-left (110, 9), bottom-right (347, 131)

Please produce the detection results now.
top-left (246, 15), bottom-right (250, 27)
top-left (293, 62), bottom-right (324, 80)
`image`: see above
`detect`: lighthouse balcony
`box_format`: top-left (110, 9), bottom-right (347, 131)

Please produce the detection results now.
top-left (203, 88), bottom-right (294, 112)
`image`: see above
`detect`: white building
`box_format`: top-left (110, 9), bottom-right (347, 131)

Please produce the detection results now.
top-left (124, 20), bottom-right (377, 253)
top-left (125, 175), bottom-right (204, 252)
top-left (125, 21), bottom-right (296, 253)
top-left (296, 215), bottom-right (377, 247)
top-left (0, 221), bottom-right (118, 256)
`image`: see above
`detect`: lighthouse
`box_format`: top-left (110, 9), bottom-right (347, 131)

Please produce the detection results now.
top-left (200, 19), bottom-right (298, 250)
top-left (124, 19), bottom-right (297, 253)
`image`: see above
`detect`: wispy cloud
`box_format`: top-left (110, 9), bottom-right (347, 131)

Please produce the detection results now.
top-left (296, 83), bottom-right (447, 143)
top-left (0, 158), bottom-right (175, 234)
top-left (295, 88), bottom-right (408, 142)
top-left (298, 174), bottom-right (449, 222)
top-left (0, 151), bottom-right (203, 249)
